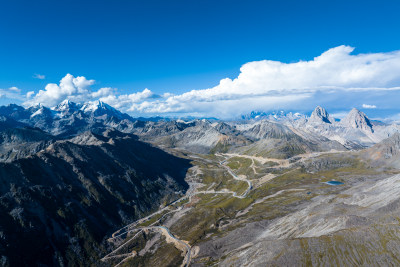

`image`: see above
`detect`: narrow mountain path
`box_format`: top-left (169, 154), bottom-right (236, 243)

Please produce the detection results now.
top-left (157, 226), bottom-right (192, 266)
top-left (220, 150), bottom-right (353, 170)
top-left (220, 161), bottom-right (252, 198)
top-left (104, 151), bottom-right (349, 266)
top-left (251, 158), bottom-right (258, 175)
top-left (236, 189), bottom-right (305, 217)
top-left (221, 152), bottom-right (290, 167)
top-left (102, 210), bottom-right (192, 266)
top-left (102, 230), bottom-right (143, 262)
top-left (101, 156), bottom-right (253, 266)
top-left (217, 153), bottom-right (253, 198)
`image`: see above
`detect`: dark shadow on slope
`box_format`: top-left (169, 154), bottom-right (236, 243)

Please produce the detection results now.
top-left (0, 128), bottom-right (191, 266)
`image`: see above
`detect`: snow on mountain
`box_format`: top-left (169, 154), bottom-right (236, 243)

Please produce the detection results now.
top-left (50, 100), bottom-right (130, 120)
top-left (80, 100), bottom-right (112, 113)
top-left (80, 100), bottom-right (130, 120)
top-left (288, 106), bottom-right (400, 148)
top-left (237, 106), bottom-right (400, 149)
top-left (52, 99), bottom-right (82, 113)
top-left (241, 110), bottom-right (306, 121)
top-left (29, 104), bottom-right (56, 119)
top-left (1, 102), bottom-right (400, 150)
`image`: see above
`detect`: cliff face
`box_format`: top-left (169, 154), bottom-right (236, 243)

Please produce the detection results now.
top-left (364, 132), bottom-right (400, 168)
top-left (0, 129), bottom-right (191, 266)
top-left (341, 108), bottom-right (374, 133)
top-left (308, 106), bottom-right (335, 124)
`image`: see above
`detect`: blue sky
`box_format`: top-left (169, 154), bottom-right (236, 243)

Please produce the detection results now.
top-left (1, 0), bottom-right (400, 119)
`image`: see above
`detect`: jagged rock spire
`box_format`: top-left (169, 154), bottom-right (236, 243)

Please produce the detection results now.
top-left (341, 108), bottom-right (373, 132)
top-left (309, 106), bottom-right (334, 124)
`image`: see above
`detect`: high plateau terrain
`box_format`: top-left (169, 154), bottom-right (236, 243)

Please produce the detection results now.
top-left (0, 101), bottom-right (399, 266)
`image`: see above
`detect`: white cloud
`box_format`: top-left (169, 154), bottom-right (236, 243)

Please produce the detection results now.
top-left (122, 45), bottom-right (400, 117)
top-left (26, 91), bottom-right (35, 99)
top-left (33, 74), bottom-right (46, 80)
top-left (182, 45), bottom-right (400, 98)
top-left (161, 92), bottom-right (173, 98)
top-left (91, 87), bottom-right (115, 98)
top-left (25, 74), bottom-right (101, 106)
top-left (362, 104), bottom-right (377, 109)
top-left (127, 94), bottom-right (311, 118)
top-left (100, 88), bottom-right (159, 110)
top-left (330, 112), bottom-right (349, 119)
top-left (23, 74), bottom-right (157, 108)
top-left (21, 46), bottom-right (400, 118)
top-left (72, 76), bottom-right (95, 92)
top-left (0, 88), bottom-right (25, 101)
top-left (8, 86), bottom-right (21, 93)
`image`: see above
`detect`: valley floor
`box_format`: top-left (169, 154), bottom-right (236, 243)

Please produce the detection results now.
top-left (99, 148), bottom-right (400, 266)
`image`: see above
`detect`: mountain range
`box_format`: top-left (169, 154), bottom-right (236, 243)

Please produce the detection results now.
top-left (1, 101), bottom-right (398, 153)
top-left (0, 101), bottom-right (400, 265)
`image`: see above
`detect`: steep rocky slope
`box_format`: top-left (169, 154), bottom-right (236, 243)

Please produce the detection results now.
top-left (0, 101), bottom-right (134, 137)
top-left (341, 108), bottom-right (374, 133)
top-left (308, 106), bottom-right (335, 124)
top-left (287, 106), bottom-right (400, 148)
top-left (0, 127), bottom-right (54, 162)
top-left (0, 129), bottom-right (191, 266)
top-left (234, 120), bottom-right (346, 158)
top-left (1, 103), bottom-right (400, 154)
top-left (1, 102), bottom-right (400, 266)
top-left (185, 145), bottom-right (400, 266)
top-left (364, 133), bottom-right (400, 168)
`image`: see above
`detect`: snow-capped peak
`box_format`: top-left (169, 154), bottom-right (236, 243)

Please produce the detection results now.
top-left (52, 99), bottom-right (81, 112)
top-left (30, 108), bottom-right (44, 118)
top-left (29, 104), bottom-right (57, 119)
top-left (81, 100), bottom-right (114, 113)
top-left (79, 100), bottom-right (130, 120)
top-left (57, 99), bottom-right (72, 108)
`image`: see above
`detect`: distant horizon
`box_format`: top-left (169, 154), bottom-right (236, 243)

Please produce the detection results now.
top-left (3, 2), bottom-right (400, 266)
top-left (1, 1), bottom-right (400, 119)
top-left (2, 99), bottom-right (397, 123)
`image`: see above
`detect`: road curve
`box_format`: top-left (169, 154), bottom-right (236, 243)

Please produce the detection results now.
top-left (157, 226), bottom-right (191, 267)
top-left (217, 154), bottom-right (253, 198)
top-left (102, 156), bottom-right (251, 266)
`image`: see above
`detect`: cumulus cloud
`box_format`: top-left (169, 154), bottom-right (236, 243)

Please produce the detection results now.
top-left (8, 87), bottom-right (21, 93)
top-left (362, 104), bottom-right (377, 109)
top-left (23, 73), bottom-right (158, 108)
top-left (26, 91), bottom-right (35, 99)
top-left (0, 87), bottom-right (25, 102)
top-left (25, 74), bottom-right (105, 107)
top-left (122, 46), bottom-right (400, 117)
top-left (99, 88), bottom-right (160, 110)
top-left (33, 74), bottom-right (46, 79)
top-left (177, 45), bottom-right (400, 99)
top-left (91, 87), bottom-right (115, 98)
top-left (22, 46), bottom-right (400, 118)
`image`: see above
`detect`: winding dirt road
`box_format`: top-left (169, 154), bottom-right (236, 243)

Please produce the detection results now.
top-left (101, 158), bottom-right (252, 266)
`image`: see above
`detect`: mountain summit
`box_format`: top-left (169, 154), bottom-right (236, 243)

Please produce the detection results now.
top-left (341, 108), bottom-right (374, 133)
top-left (80, 100), bottom-right (130, 120)
top-left (308, 106), bottom-right (334, 124)
top-left (52, 99), bottom-right (81, 113)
